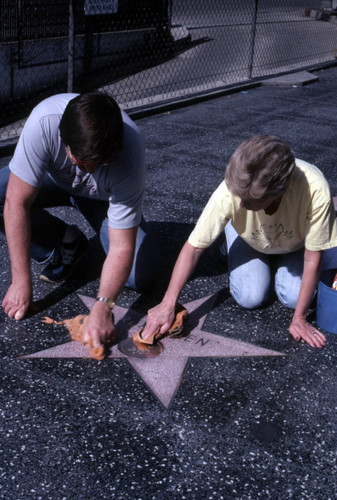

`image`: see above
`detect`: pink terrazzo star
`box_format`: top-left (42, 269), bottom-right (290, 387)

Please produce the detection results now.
top-left (21, 294), bottom-right (286, 408)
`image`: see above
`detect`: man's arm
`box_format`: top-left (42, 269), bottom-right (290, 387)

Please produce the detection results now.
top-left (2, 173), bottom-right (39, 320)
top-left (83, 225), bottom-right (137, 348)
top-left (289, 248), bottom-right (327, 348)
top-left (140, 241), bottom-right (204, 340)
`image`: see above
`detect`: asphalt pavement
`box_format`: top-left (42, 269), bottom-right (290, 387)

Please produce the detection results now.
top-left (0, 65), bottom-right (337, 499)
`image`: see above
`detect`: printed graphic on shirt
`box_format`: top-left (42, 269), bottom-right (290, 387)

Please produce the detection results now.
top-left (251, 223), bottom-right (293, 248)
top-left (72, 169), bottom-right (98, 194)
top-left (55, 157), bottom-right (98, 194)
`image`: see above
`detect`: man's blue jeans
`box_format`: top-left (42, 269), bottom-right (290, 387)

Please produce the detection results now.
top-left (225, 221), bottom-right (336, 310)
top-left (0, 167), bottom-right (157, 292)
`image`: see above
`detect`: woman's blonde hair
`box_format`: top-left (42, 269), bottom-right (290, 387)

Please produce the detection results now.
top-left (225, 135), bottom-right (295, 200)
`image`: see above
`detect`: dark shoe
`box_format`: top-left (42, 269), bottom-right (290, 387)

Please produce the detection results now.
top-left (40, 231), bottom-right (89, 283)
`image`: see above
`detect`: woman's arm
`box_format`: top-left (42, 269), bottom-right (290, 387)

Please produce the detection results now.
top-left (289, 248), bottom-right (326, 348)
top-left (140, 241), bottom-right (204, 340)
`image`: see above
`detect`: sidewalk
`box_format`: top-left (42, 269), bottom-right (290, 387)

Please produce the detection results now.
top-left (0, 65), bottom-right (337, 499)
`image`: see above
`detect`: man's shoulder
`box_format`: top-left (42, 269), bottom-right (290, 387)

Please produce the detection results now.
top-left (120, 110), bottom-right (144, 158)
top-left (21, 93), bottom-right (79, 144)
top-left (30, 93), bottom-right (79, 121)
top-left (121, 110), bottom-right (141, 138)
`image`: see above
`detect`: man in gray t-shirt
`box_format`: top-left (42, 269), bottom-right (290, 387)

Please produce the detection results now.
top-left (0, 92), bottom-right (156, 349)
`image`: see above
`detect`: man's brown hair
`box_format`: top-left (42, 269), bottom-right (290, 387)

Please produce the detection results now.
top-left (59, 92), bottom-right (124, 166)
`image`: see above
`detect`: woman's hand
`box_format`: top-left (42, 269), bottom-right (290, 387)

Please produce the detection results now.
top-left (289, 317), bottom-right (326, 348)
top-left (139, 302), bottom-right (176, 341)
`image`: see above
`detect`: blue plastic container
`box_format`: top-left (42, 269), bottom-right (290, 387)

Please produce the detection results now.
top-left (316, 279), bottom-right (337, 334)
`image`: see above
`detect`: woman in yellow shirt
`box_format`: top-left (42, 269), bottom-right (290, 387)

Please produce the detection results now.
top-left (141, 135), bottom-right (337, 348)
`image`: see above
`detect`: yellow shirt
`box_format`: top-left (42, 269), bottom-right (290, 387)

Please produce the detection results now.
top-left (188, 159), bottom-right (337, 254)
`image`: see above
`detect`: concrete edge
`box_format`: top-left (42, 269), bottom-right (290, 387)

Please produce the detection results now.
top-left (1, 63), bottom-right (336, 157)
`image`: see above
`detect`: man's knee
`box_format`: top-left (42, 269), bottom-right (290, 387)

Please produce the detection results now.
top-left (0, 167), bottom-right (10, 230)
top-left (101, 219), bottom-right (157, 293)
top-left (126, 232), bottom-right (157, 293)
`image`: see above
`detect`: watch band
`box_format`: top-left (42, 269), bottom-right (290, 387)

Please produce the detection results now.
top-left (96, 297), bottom-right (115, 309)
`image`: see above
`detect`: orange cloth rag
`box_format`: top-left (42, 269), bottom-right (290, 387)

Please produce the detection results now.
top-left (42, 315), bottom-right (106, 360)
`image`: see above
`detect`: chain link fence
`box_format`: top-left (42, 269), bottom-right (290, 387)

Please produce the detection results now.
top-left (1, 0), bottom-right (337, 146)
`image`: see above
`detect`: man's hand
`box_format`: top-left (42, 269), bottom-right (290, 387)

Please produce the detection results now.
top-left (83, 302), bottom-right (115, 349)
top-left (2, 282), bottom-right (33, 320)
top-left (140, 301), bottom-right (176, 341)
top-left (3, 173), bottom-right (39, 321)
top-left (289, 317), bottom-right (327, 348)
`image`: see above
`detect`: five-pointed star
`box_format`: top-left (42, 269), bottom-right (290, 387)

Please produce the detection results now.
top-left (21, 294), bottom-right (286, 408)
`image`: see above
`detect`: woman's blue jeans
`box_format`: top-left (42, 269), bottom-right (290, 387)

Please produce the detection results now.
top-left (225, 221), bottom-right (336, 310)
top-left (0, 167), bottom-right (157, 292)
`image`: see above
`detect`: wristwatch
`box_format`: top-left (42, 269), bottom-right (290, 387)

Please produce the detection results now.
top-left (95, 297), bottom-right (115, 309)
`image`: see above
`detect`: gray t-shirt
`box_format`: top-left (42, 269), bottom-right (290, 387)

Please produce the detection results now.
top-left (9, 93), bottom-right (145, 229)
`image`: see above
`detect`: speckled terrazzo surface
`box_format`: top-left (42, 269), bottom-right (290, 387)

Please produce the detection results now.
top-left (1, 66), bottom-right (337, 499)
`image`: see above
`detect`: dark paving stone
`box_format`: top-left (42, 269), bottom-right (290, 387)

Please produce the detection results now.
top-left (1, 65), bottom-right (337, 499)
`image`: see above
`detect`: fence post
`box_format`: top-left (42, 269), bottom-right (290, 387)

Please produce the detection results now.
top-left (248, 0), bottom-right (259, 79)
top-left (67, 0), bottom-right (75, 92)
top-left (17, 0), bottom-right (23, 69)
top-left (10, 48), bottom-right (16, 99)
